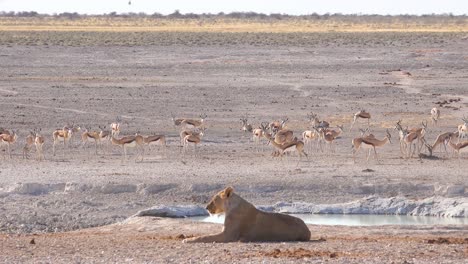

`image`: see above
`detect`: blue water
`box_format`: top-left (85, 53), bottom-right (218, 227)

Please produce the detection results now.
top-left (191, 214), bottom-right (467, 226)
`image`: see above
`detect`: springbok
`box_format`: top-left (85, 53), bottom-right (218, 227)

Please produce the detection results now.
top-left (240, 117), bottom-right (253, 133)
top-left (447, 138), bottom-right (468, 161)
top-left (98, 126), bottom-right (112, 154)
top-left (458, 116), bottom-right (468, 142)
top-left (350, 110), bottom-right (371, 131)
top-left (430, 107), bottom-right (440, 126)
top-left (52, 126), bottom-right (73, 156)
top-left (402, 130), bottom-right (420, 159)
top-left (23, 131), bottom-right (36, 159)
top-left (314, 127), bottom-right (336, 154)
top-left (272, 128), bottom-right (294, 145)
top-left (183, 128), bottom-right (205, 157)
top-left (110, 117), bottom-right (122, 137)
top-left (352, 129), bottom-right (391, 164)
top-left (172, 113), bottom-right (207, 130)
top-left (263, 130), bottom-right (307, 166)
top-left (111, 134), bottom-right (144, 161)
top-left (307, 112), bottom-right (329, 128)
top-left (395, 120), bottom-right (427, 154)
top-left (269, 118), bottom-right (288, 133)
top-left (324, 125), bottom-right (344, 139)
top-left (35, 130), bottom-right (45, 161)
top-left (424, 131), bottom-right (458, 157)
top-left (0, 130), bottom-right (17, 159)
top-left (81, 127), bottom-right (100, 155)
top-left (140, 133), bottom-right (167, 158)
top-left (302, 129), bottom-right (320, 151)
top-left (252, 124), bottom-right (267, 152)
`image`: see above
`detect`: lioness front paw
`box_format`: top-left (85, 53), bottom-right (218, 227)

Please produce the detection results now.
top-left (182, 237), bottom-right (197, 243)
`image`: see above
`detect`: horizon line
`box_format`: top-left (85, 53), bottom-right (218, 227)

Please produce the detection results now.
top-left (1, 10), bottom-right (467, 17)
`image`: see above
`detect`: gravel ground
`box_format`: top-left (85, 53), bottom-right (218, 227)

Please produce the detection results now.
top-left (0, 31), bottom-right (466, 262)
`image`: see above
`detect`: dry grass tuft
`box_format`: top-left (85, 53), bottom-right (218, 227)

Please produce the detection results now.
top-left (0, 17), bottom-right (466, 33)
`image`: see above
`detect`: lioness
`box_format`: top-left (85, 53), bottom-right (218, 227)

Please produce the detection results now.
top-left (183, 187), bottom-right (311, 243)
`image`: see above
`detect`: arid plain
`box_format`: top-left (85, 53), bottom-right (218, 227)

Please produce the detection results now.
top-left (0, 17), bottom-right (467, 263)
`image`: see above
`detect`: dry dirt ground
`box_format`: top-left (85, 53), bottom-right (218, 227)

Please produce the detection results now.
top-left (0, 31), bottom-right (467, 262)
top-left (1, 218), bottom-right (467, 263)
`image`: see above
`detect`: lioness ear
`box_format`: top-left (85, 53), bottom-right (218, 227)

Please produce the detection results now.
top-left (224, 187), bottom-right (234, 198)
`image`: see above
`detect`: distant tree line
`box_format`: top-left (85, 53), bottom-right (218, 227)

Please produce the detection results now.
top-left (0, 10), bottom-right (465, 21)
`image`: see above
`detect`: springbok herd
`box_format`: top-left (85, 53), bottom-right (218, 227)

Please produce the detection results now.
top-left (0, 107), bottom-right (467, 164)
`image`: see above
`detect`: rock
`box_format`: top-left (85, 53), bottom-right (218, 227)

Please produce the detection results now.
top-left (137, 184), bottom-right (175, 195)
top-left (132, 205), bottom-right (208, 218)
top-left (96, 184), bottom-right (137, 194)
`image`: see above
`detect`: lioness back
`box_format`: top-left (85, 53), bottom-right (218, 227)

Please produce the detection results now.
top-left (242, 211), bottom-right (310, 242)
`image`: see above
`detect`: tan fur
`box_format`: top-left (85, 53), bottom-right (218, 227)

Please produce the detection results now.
top-left (183, 130), bottom-right (204, 156)
top-left (430, 107), bottom-right (440, 126)
top-left (273, 129), bottom-right (294, 144)
top-left (352, 130), bottom-right (391, 163)
top-left (110, 122), bottom-right (121, 137)
top-left (52, 127), bottom-right (73, 156)
top-left (111, 135), bottom-right (144, 161)
top-left (81, 129), bottom-right (100, 155)
top-left (35, 133), bottom-right (45, 161)
top-left (23, 133), bottom-right (35, 159)
top-left (0, 131), bottom-right (17, 159)
top-left (448, 138), bottom-right (468, 161)
top-left (350, 110), bottom-right (371, 131)
top-left (240, 118), bottom-right (252, 132)
top-left (183, 187), bottom-right (311, 243)
top-left (263, 131), bottom-right (307, 164)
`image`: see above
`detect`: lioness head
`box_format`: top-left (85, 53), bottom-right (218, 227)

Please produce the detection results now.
top-left (205, 187), bottom-right (234, 214)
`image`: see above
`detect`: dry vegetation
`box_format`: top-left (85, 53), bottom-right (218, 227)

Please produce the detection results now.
top-left (0, 14), bottom-right (467, 32)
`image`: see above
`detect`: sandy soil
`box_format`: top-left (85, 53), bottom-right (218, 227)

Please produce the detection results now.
top-left (1, 217), bottom-right (467, 263)
top-left (0, 31), bottom-right (467, 262)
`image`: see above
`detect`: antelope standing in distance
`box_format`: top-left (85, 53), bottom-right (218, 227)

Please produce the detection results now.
top-left (313, 127), bottom-right (336, 154)
top-left (110, 134), bottom-right (144, 161)
top-left (262, 127), bottom-right (308, 166)
top-left (183, 127), bottom-right (205, 157)
top-left (430, 107), bottom-right (440, 126)
top-left (324, 125), bottom-right (344, 139)
top-left (350, 110), bottom-right (371, 131)
top-left (252, 124), bottom-right (266, 152)
top-left (179, 129), bottom-right (204, 147)
top-left (394, 120), bottom-right (407, 157)
top-left (172, 113), bottom-right (207, 130)
top-left (98, 125), bottom-right (112, 154)
top-left (352, 129), bottom-right (391, 164)
top-left (65, 124), bottom-right (81, 146)
top-left (307, 112), bottom-right (329, 129)
top-left (424, 131), bottom-right (458, 157)
top-left (401, 130), bottom-right (419, 159)
top-left (240, 116), bottom-right (253, 133)
top-left (24, 129), bottom-right (45, 161)
top-left (52, 126), bottom-right (73, 156)
top-left (81, 127), bottom-right (100, 155)
top-left (407, 120), bottom-right (428, 153)
top-left (138, 132), bottom-right (167, 158)
top-left (0, 130), bottom-right (17, 159)
top-left (458, 116), bottom-right (468, 142)
top-left (395, 120), bottom-right (427, 154)
top-left (302, 129), bottom-right (320, 151)
top-left (268, 118), bottom-right (288, 133)
top-left (23, 131), bottom-right (36, 159)
top-left (110, 116), bottom-right (122, 137)
top-left (447, 137), bottom-right (468, 161)
top-left (35, 130), bottom-right (45, 161)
